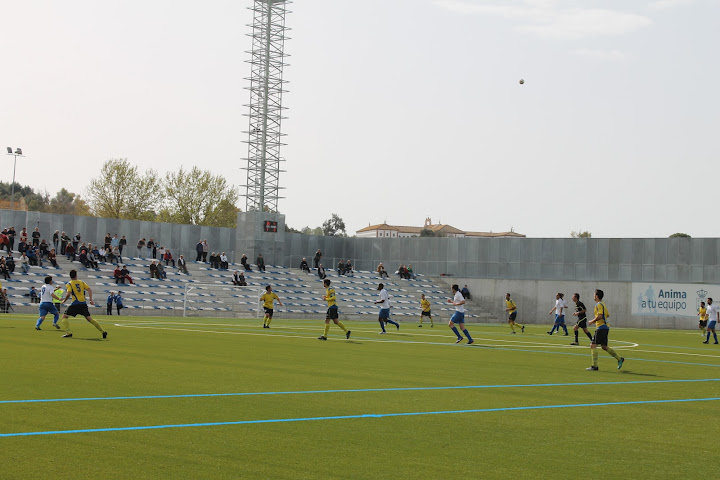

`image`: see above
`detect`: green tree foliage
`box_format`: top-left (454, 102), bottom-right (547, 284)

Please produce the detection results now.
top-left (420, 228), bottom-right (435, 237)
top-left (571, 230), bottom-right (592, 238)
top-left (86, 159), bottom-right (161, 220)
top-left (47, 188), bottom-right (91, 216)
top-left (301, 226), bottom-right (323, 235)
top-left (0, 181), bottom-right (50, 211)
top-left (669, 232), bottom-right (691, 238)
top-left (322, 214), bottom-right (347, 236)
top-left (158, 166), bottom-right (240, 227)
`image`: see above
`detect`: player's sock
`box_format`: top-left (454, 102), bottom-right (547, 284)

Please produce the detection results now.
top-left (266, 318), bottom-right (272, 327)
top-left (586, 331), bottom-right (593, 341)
top-left (561, 325), bottom-right (568, 335)
top-left (430, 318), bottom-right (434, 326)
top-left (510, 323), bottom-right (516, 332)
top-left (707, 331), bottom-right (712, 342)
top-left (419, 317), bottom-right (423, 325)
top-left (606, 347), bottom-right (621, 360)
top-left (52, 312), bottom-right (60, 325)
top-left (323, 324), bottom-right (330, 337)
top-left (88, 318), bottom-right (105, 333)
top-left (379, 320), bottom-right (386, 332)
top-left (591, 349), bottom-right (599, 367)
top-left (451, 326), bottom-right (462, 339)
top-left (387, 319), bottom-right (399, 328)
top-left (36, 317), bottom-right (43, 328)
top-left (336, 321), bottom-right (348, 332)
top-left (60, 317), bottom-right (70, 332)
top-left (462, 329), bottom-right (473, 342)
top-left (549, 325), bottom-right (557, 334)
top-left (574, 331), bottom-right (579, 342)
top-left (714, 332), bottom-right (718, 343)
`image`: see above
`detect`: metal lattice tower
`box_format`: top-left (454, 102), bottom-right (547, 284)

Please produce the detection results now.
top-left (243, 0), bottom-right (290, 213)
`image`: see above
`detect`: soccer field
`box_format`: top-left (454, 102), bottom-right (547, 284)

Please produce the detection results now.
top-left (2, 314), bottom-right (718, 479)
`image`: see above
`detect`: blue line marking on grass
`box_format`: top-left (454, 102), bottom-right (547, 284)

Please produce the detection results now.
top-left (2, 396), bottom-right (719, 438)
top-left (2, 378), bottom-right (719, 405)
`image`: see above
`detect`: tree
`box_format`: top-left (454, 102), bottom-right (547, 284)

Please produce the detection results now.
top-left (420, 229), bottom-right (435, 237)
top-left (301, 226), bottom-right (323, 235)
top-left (158, 166), bottom-right (240, 227)
top-left (669, 233), bottom-right (691, 238)
top-left (0, 182), bottom-right (49, 212)
top-left (86, 159), bottom-right (161, 220)
top-left (47, 188), bottom-right (91, 216)
top-left (322, 214), bottom-right (347, 236)
top-left (571, 230), bottom-right (592, 238)
top-left (285, 225), bottom-right (301, 233)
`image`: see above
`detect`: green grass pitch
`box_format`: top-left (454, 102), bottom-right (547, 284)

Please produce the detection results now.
top-left (2, 313), bottom-right (719, 479)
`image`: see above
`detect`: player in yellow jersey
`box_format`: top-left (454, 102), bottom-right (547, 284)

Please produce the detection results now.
top-left (586, 289), bottom-right (623, 371)
top-left (260, 285), bottom-right (283, 328)
top-left (418, 293), bottom-right (433, 327)
top-left (698, 301), bottom-right (708, 336)
top-left (318, 279), bottom-right (351, 341)
top-left (59, 269), bottom-right (107, 339)
top-left (504, 293), bottom-right (524, 334)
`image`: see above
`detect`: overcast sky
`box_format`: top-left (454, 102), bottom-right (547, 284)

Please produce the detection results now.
top-left (1, 0), bottom-right (718, 238)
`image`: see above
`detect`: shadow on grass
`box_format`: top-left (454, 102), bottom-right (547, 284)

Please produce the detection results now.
top-left (74, 338), bottom-right (105, 342)
top-left (618, 370), bottom-right (661, 377)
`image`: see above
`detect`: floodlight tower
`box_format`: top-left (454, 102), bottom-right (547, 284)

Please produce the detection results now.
top-left (243, 0), bottom-right (290, 213)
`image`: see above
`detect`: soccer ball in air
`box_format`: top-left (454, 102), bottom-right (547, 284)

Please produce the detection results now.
top-left (519, 79), bottom-right (525, 85)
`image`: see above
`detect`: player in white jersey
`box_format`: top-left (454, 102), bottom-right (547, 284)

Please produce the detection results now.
top-left (34, 276), bottom-right (62, 330)
top-left (447, 284), bottom-right (474, 344)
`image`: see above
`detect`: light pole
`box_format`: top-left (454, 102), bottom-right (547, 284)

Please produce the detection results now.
top-left (5, 147), bottom-right (24, 211)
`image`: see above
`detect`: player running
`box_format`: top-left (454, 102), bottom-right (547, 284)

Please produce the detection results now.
top-left (59, 269), bottom-right (107, 339)
top-left (698, 301), bottom-right (708, 337)
top-left (703, 297), bottom-right (719, 344)
top-left (34, 276), bottom-right (62, 330)
top-left (586, 289), bottom-right (624, 371)
top-left (570, 293), bottom-right (593, 345)
top-left (376, 283), bottom-right (399, 334)
top-left (504, 293), bottom-right (524, 334)
top-left (318, 279), bottom-right (350, 341)
top-left (548, 292), bottom-right (569, 336)
top-left (418, 293), bottom-right (433, 327)
top-left (448, 284), bottom-right (474, 345)
top-left (260, 285), bottom-right (283, 329)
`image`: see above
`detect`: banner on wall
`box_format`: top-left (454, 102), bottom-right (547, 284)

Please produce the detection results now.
top-left (631, 282), bottom-right (720, 318)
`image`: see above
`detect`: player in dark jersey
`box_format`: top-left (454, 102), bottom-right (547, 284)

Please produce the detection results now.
top-left (570, 293), bottom-right (593, 345)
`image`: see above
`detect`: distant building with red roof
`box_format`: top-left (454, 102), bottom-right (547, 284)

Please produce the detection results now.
top-left (356, 218), bottom-right (525, 239)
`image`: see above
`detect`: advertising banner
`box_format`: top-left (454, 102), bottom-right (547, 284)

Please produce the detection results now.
top-left (631, 282), bottom-right (720, 318)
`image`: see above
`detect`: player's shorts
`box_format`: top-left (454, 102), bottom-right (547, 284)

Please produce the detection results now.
top-left (264, 307), bottom-right (274, 318)
top-left (592, 327), bottom-right (610, 346)
top-left (709, 320), bottom-right (717, 330)
top-left (326, 306), bottom-right (338, 320)
top-left (65, 303), bottom-right (91, 318)
top-left (38, 302), bottom-right (59, 317)
top-left (699, 320), bottom-right (708, 327)
top-left (379, 308), bottom-right (390, 320)
top-left (451, 311), bottom-right (465, 324)
top-left (421, 310), bottom-right (432, 317)
top-left (554, 314), bottom-right (565, 325)
top-left (576, 318), bottom-right (588, 329)
top-left (508, 311), bottom-right (517, 321)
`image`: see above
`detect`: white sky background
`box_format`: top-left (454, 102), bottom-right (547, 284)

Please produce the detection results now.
top-left (1, 0), bottom-right (718, 238)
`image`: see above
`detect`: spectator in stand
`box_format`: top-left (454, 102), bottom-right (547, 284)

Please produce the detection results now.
top-left (0, 257), bottom-right (10, 279)
top-left (461, 285), bottom-right (471, 300)
top-left (65, 243), bottom-right (76, 261)
top-left (6, 253), bottom-right (15, 273)
top-left (208, 252), bottom-right (217, 269)
top-left (196, 240), bottom-right (203, 262)
top-left (156, 261), bottom-right (167, 280)
top-left (241, 254), bottom-right (252, 271)
top-left (0, 231), bottom-right (8, 254)
top-left (202, 240), bottom-right (209, 262)
top-left (146, 238), bottom-right (155, 259)
top-left (111, 234), bottom-right (119, 253)
top-left (151, 239), bottom-right (158, 259)
top-left (220, 252), bottom-right (229, 270)
top-left (377, 263), bottom-right (389, 279)
top-left (114, 266), bottom-right (124, 284)
top-left (53, 230), bottom-right (60, 251)
top-left (256, 253), bottom-right (266, 272)
top-left (397, 264), bottom-right (409, 280)
top-left (177, 255), bottom-right (188, 274)
top-left (164, 249), bottom-right (175, 267)
top-left (29, 286), bottom-right (40, 304)
top-left (300, 257), bottom-right (310, 274)
top-left (120, 265), bottom-right (134, 284)
top-left (337, 260), bottom-right (346, 276)
top-left (48, 248), bottom-right (58, 268)
top-left (157, 245), bottom-right (165, 262)
top-left (8, 226), bottom-right (16, 251)
top-left (313, 249), bottom-right (322, 269)
top-left (39, 239), bottom-right (49, 259)
top-left (20, 252), bottom-right (30, 274)
top-left (17, 238), bottom-right (28, 255)
top-left (20, 227), bottom-right (28, 244)
top-left (317, 263), bottom-right (327, 280)
top-left (60, 231), bottom-right (70, 255)
top-left (119, 235), bottom-right (127, 255)
top-left (31, 227), bottom-right (40, 247)
top-left (407, 264), bottom-right (416, 280)
top-left (87, 250), bottom-right (99, 269)
top-left (72, 233), bottom-right (81, 252)
top-left (137, 238), bottom-right (145, 258)
top-left (78, 249), bottom-right (88, 268)
top-left (232, 270), bottom-right (247, 286)
top-left (104, 233), bottom-right (112, 250)
top-left (97, 247), bottom-right (107, 263)
top-left (149, 261), bottom-right (159, 279)
top-left (345, 260), bottom-right (354, 277)
top-left (27, 247), bottom-right (38, 266)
